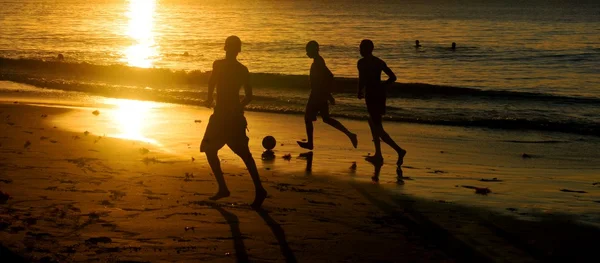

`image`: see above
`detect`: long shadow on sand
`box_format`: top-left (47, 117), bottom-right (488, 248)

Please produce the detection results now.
top-left (256, 208), bottom-right (297, 263)
top-left (351, 180), bottom-right (600, 262)
top-left (207, 202), bottom-right (297, 263)
top-left (0, 244), bottom-right (27, 263)
top-left (212, 206), bottom-right (249, 263)
top-left (351, 183), bottom-right (490, 262)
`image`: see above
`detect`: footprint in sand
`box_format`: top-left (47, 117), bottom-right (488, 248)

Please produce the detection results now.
top-left (459, 185), bottom-right (491, 195)
top-left (1, 179), bottom-right (14, 184)
top-left (109, 190), bottom-right (127, 201)
top-left (480, 178), bottom-right (503, 182)
top-left (85, 237), bottom-right (112, 245)
top-left (560, 189), bottom-right (587, 194)
top-left (0, 191), bottom-right (11, 204)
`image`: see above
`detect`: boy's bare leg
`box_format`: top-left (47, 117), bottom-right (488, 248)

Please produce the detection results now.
top-left (365, 117), bottom-right (384, 165)
top-left (205, 151), bottom-right (230, 200)
top-left (297, 119), bottom-right (314, 150)
top-left (236, 148), bottom-right (267, 209)
top-left (369, 114), bottom-right (407, 166)
top-left (323, 117), bottom-right (358, 148)
top-left (380, 128), bottom-right (407, 165)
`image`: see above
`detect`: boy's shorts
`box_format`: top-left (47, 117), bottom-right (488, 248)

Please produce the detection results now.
top-left (366, 96), bottom-right (386, 116)
top-left (200, 113), bottom-right (249, 154)
top-left (305, 96), bottom-right (330, 121)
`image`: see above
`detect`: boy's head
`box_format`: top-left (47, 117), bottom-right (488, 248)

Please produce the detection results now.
top-left (360, 39), bottom-right (374, 57)
top-left (306, 41), bottom-right (319, 58)
top-left (225, 35), bottom-right (242, 55)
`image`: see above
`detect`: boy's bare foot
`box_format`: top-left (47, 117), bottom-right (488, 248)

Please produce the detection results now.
top-left (349, 133), bottom-right (358, 148)
top-left (209, 190), bottom-right (230, 201)
top-left (251, 189), bottom-right (267, 209)
top-left (397, 149), bottom-right (407, 166)
top-left (297, 141), bottom-right (314, 150)
top-left (365, 155), bottom-right (383, 165)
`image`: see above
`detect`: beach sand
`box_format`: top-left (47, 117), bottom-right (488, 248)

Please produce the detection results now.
top-left (1, 94), bottom-right (599, 262)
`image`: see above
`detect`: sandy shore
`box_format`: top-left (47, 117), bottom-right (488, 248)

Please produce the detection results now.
top-left (1, 101), bottom-right (599, 262)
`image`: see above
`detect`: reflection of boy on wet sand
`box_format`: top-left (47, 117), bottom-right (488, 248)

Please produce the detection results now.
top-left (297, 41), bottom-right (358, 150)
top-left (357, 39), bottom-right (406, 166)
top-left (201, 36), bottom-right (267, 209)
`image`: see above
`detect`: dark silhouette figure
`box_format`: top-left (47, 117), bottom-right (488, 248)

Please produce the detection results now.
top-left (297, 41), bottom-right (358, 150)
top-left (415, 40), bottom-right (421, 48)
top-left (201, 36), bottom-right (267, 209)
top-left (357, 39), bottom-right (407, 166)
top-left (57, 53), bottom-right (64, 60)
top-left (451, 42), bottom-right (456, 51)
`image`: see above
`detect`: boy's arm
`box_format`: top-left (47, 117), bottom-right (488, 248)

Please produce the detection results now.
top-left (382, 62), bottom-right (397, 86)
top-left (240, 68), bottom-right (253, 107)
top-left (327, 92), bottom-right (335, 105)
top-left (205, 62), bottom-right (217, 108)
top-left (317, 58), bottom-right (336, 104)
top-left (357, 61), bottom-right (365, 99)
top-left (325, 67), bottom-right (335, 104)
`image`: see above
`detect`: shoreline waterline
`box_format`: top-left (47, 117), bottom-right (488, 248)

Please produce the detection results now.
top-left (2, 59), bottom-right (600, 137)
top-left (1, 86), bottom-right (599, 227)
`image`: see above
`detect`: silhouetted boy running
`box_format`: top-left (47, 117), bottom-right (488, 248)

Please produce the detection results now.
top-left (357, 39), bottom-right (406, 165)
top-left (297, 41), bottom-right (358, 150)
top-left (201, 36), bottom-right (267, 209)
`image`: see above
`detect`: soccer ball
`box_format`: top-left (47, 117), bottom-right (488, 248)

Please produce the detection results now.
top-left (262, 136), bottom-right (276, 150)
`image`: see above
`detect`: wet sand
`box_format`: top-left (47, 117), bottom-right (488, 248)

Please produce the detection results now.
top-left (0, 103), bottom-right (454, 262)
top-left (1, 99), bottom-right (599, 262)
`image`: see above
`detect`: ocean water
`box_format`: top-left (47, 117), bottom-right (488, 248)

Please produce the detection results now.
top-left (1, 0), bottom-right (599, 136)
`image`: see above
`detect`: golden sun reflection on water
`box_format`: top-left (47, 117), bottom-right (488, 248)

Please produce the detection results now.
top-left (124, 0), bottom-right (158, 68)
top-left (105, 98), bottom-right (159, 144)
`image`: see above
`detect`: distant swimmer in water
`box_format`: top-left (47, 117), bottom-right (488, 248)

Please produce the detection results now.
top-left (57, 53), bottom-right (64, 60)
top-left (451, 42), bottom-right (456, 51)
top-left (357, 39), bottom-right (407, 166)
top-left (297, 41), bottom-right (358, 151)
top-left (415, 40), bottom-right (421, 49)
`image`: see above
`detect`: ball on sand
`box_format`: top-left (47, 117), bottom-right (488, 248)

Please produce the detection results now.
top-left (262, 136), bottom-right (276, 150)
